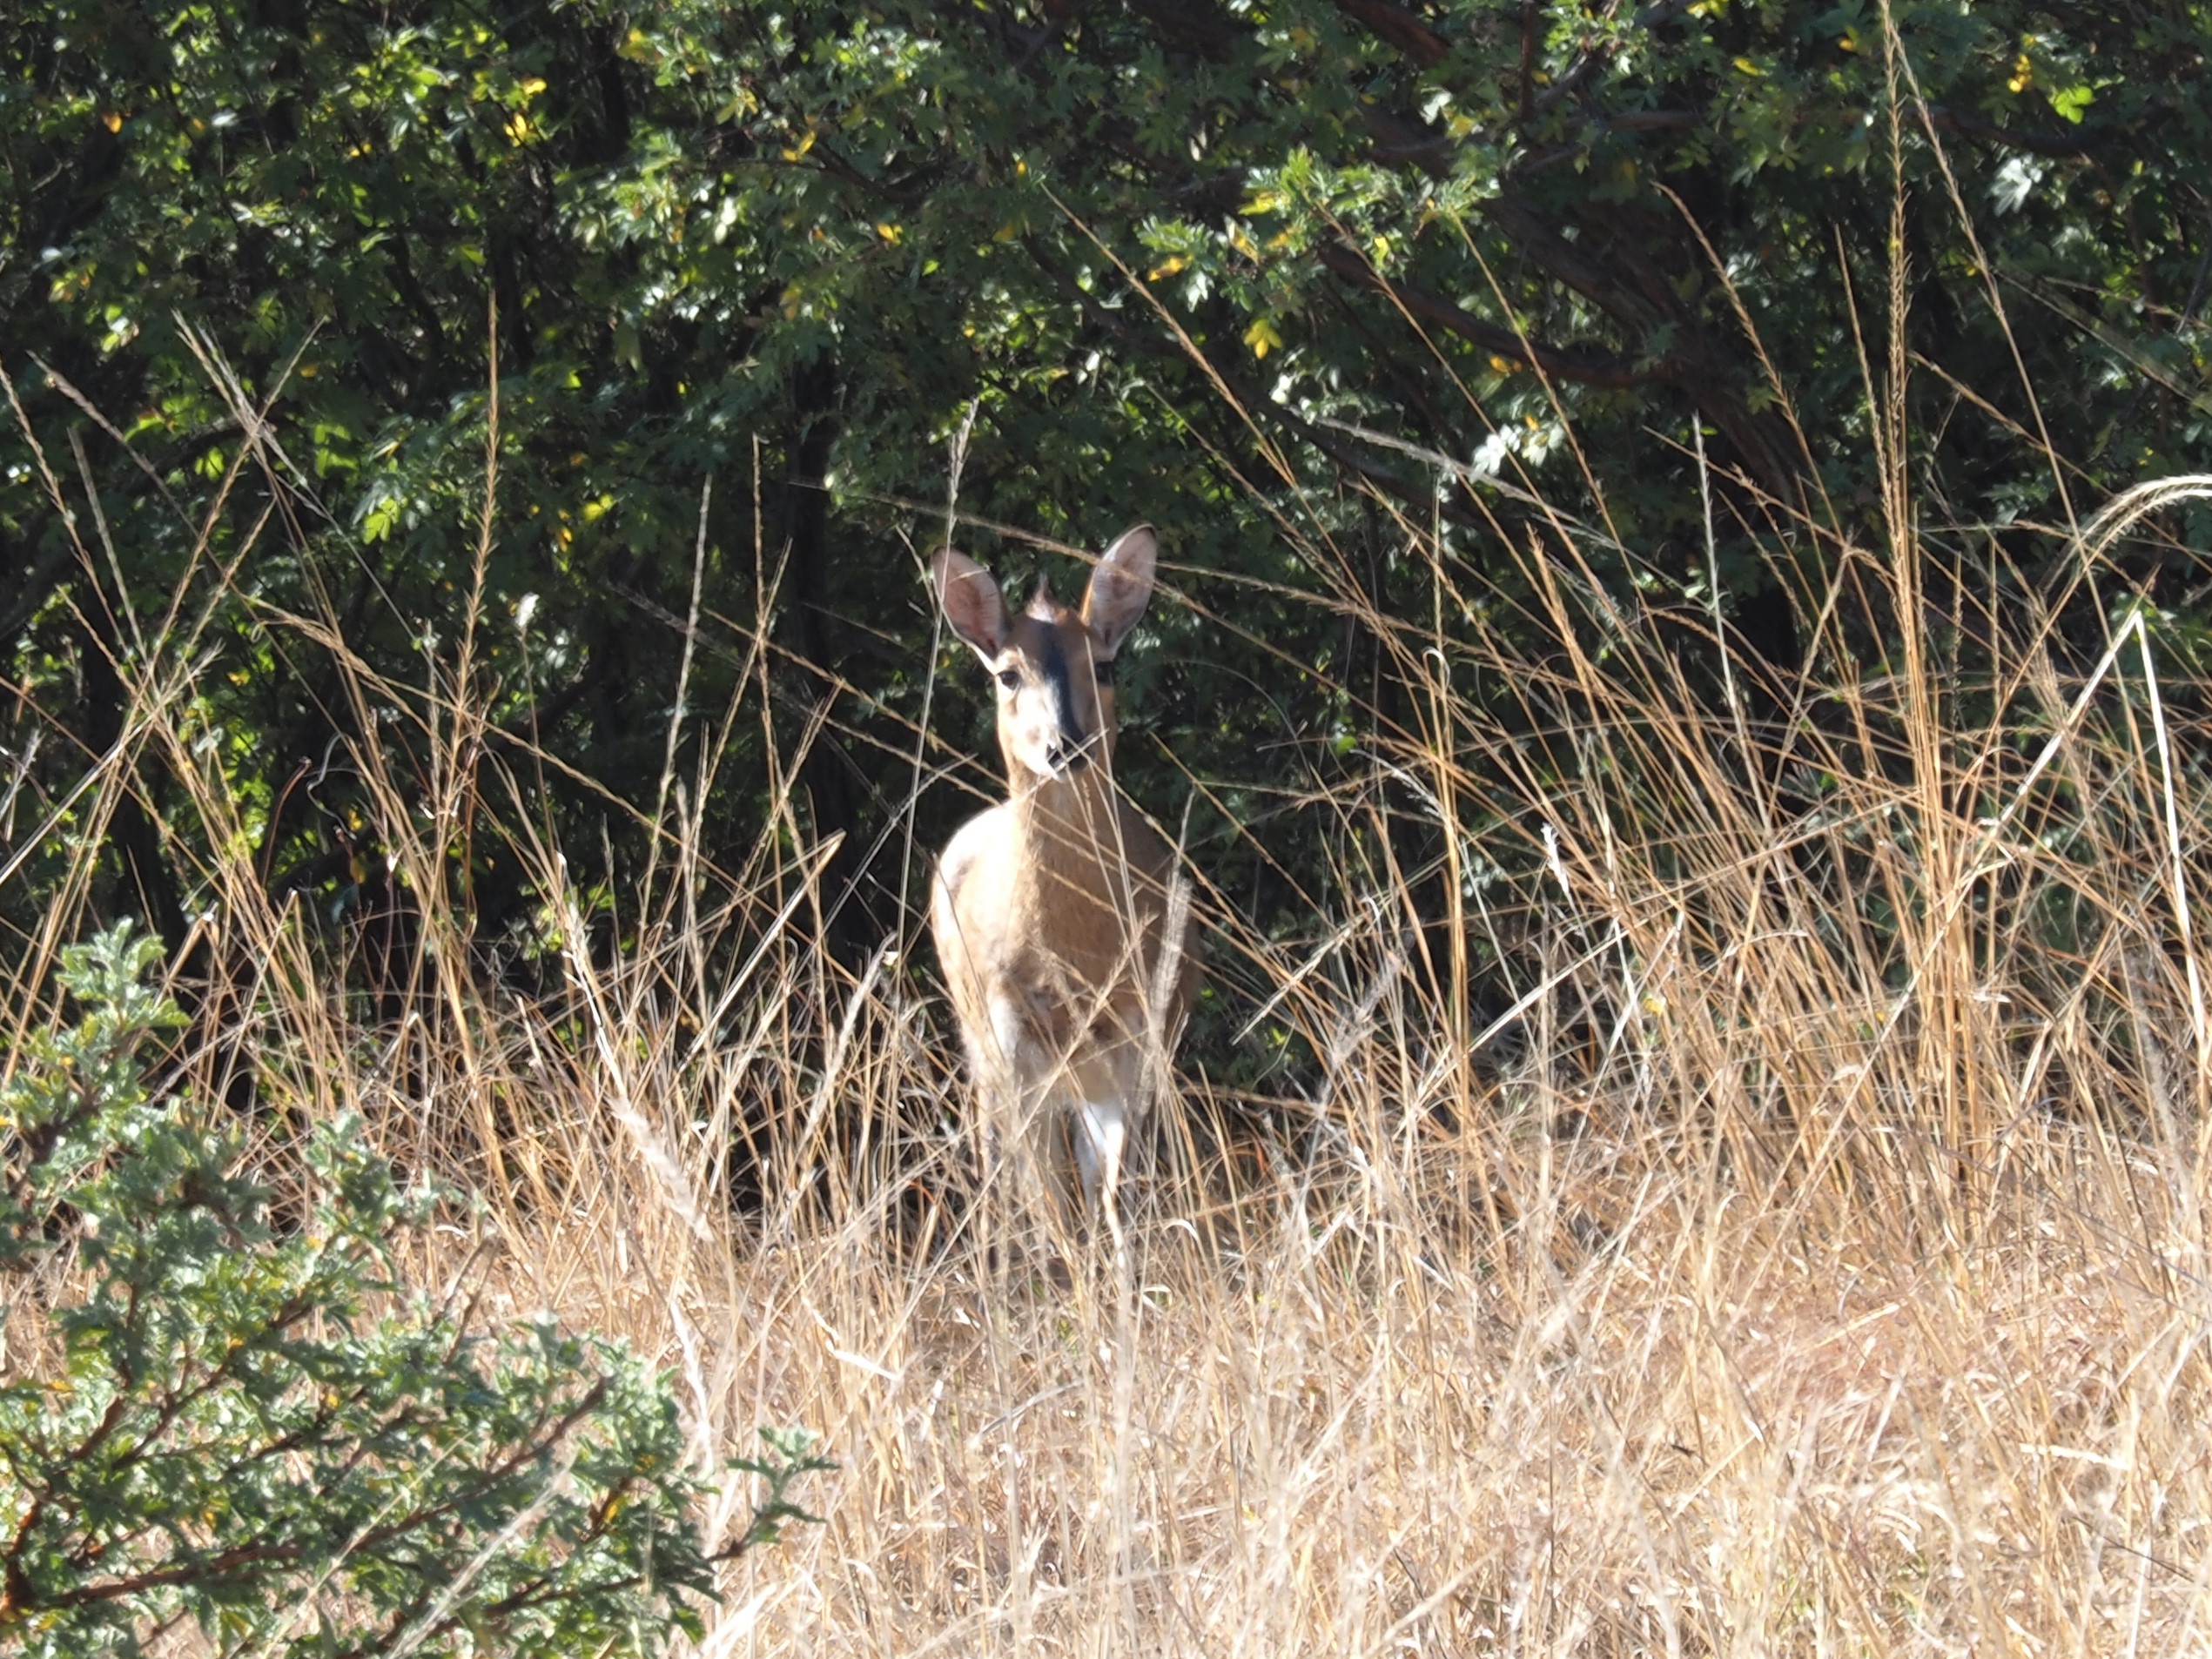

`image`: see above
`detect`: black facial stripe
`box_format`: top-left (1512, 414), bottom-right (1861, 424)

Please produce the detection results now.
top-left (1038, 631), bottom-right (1085, 749)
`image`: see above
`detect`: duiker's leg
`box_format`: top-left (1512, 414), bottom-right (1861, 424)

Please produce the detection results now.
top-left (1072, 1098), bottom-right (1126, 1217)
top-left (1071, 1038), bottom-right (1147, 1246)
top-left (991, 998), bottom-right (1130, 1263)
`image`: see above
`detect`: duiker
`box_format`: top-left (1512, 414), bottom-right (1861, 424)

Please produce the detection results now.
top-left (930, 525), bottom-right (1196, 1237)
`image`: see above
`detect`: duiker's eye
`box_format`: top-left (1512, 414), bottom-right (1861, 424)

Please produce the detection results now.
top-left (997, 668), bottom-right (1021, 689)
top-left (1093, 658), bottom-right (1117, 686)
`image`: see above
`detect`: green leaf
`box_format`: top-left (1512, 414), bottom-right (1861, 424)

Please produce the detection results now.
top-left (2048, 82), bottom-right (2094, 124)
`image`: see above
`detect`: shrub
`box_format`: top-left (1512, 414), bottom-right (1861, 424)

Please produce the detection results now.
top-left (0, 924), bottom-right (786, 1656)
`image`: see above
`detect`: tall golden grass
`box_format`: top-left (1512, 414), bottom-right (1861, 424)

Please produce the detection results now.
top-left (10, 207), bottom-right (2212, 1659)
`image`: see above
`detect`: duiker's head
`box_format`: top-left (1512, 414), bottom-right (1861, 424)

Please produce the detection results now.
top-left (932, 525), bottom-right (1159, 788)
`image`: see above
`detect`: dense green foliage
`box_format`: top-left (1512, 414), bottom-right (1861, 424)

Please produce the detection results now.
top-left (3, 0), bottom-right (2208, 1014)
top-left (0, 925), bottom-right (776, 1655)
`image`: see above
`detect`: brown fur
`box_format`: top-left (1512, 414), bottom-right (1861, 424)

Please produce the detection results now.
top-left (929, 527), bottom-right (1197, 1229)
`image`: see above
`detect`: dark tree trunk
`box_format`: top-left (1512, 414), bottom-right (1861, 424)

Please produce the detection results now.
top-left (777, 352), bottom-right (882, 964)
top-left (77, 609), bottom-right (186, 952)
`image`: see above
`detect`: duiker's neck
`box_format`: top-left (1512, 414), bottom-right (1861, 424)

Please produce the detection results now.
top-left (1008, 764), bottom-right (1118, 859)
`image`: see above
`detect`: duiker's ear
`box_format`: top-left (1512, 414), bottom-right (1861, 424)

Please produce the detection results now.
top-left (1083, 524), bottom-right (1157, 655)
top-left (932, 548), bottom-right (1007, 660)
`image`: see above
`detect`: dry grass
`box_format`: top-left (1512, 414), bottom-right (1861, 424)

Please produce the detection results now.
top-left (10, 447), bottom-right (2212, 1657)
top-left (10, 198), bottom-right (2212, 1654)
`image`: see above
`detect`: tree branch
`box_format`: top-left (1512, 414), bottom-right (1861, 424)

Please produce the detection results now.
top-left (1324, 0), bottom-right (1449, 69)
top-left (1315, 245), bottom-right (1654, 388)
top-left (1918, 99), bottom-right (2121, 159)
